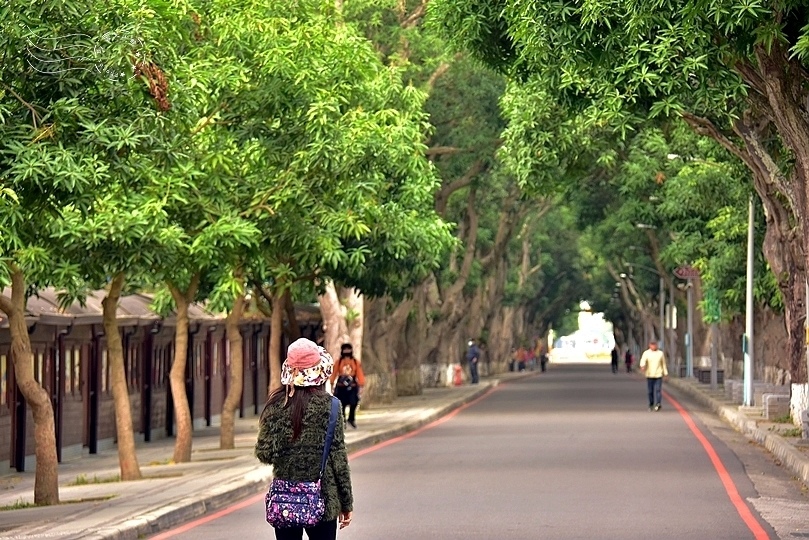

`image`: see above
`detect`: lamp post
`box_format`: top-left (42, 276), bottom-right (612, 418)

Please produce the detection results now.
top-left (674, 266), bottom-right (700, 378)
top-left (744, 196), bottom-right (755, 407)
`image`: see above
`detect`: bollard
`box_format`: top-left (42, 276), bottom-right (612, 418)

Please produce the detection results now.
top-left (802, 409), bottom-right (809, 439)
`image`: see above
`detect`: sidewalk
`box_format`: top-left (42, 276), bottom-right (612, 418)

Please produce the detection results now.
top-left (0, 374), bottom-right (524, 540)
top-left (667, 377), bottom-right (809, 486)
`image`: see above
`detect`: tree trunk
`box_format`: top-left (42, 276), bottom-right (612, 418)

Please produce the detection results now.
top-left (361, 296), bottom-right (407, 403)
top-left (282, 289), bottom-right (301, 342)
top-left (683, 111), bottom-right (805, 382)
top-left (269, 289), bottom-right (284, 396)
top-left (168, 277), bottom-right (199, 463)
top-left (101, 272), bottom-right (142, 481)
top-left (318, 281), bottom-right (364, 361)
top-left (220, 279), bottom-right (245, 450)
top-left (319, 282), bottom-right (344, 361)
top-left (734, 120), bottom-right (806, 384)
top-left (744, 46), bottom-right (809, 384)
top-left (0, 266), bottom-right (59, 504)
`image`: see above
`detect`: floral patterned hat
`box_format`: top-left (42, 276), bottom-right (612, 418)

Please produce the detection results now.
top-left (281, 338), bottom-right (334, 396)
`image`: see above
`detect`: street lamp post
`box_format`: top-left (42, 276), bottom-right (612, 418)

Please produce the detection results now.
top-left (744, 196), bottom-right (755, 406)
top-left (674, 267), bottom-right (700, 378)
top-left (687, 281), bottom-right (694, 378)
top-left (659, 276), bottom-right (665, 353)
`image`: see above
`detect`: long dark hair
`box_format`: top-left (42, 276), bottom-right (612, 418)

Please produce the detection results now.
top-left (265, 385), bottom-right (327, 442)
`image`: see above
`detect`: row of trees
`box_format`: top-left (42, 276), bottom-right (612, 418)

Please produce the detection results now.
top-left (1, 0), bottom-right (461, 504)
top-left (340, 2), bottom-right (587, 394)
top-left (2, 0), bottom-right (587, 507)
top-left (432, 0), bottom-right (809, 383)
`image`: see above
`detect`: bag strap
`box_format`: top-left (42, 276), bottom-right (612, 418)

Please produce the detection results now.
top-left (319, 396), bottom-right (340, 478)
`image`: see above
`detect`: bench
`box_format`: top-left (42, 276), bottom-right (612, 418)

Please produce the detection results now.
top-left (724, 380), bottom-right (789, 406)
top-left (695, 368), bottom-right (724, 385)
top-left (763, 393), bottom-right (790, 420)
top-left (754, 384), bottom-right (789, 407)
top-left (725, 380), bottom-right (744, 403)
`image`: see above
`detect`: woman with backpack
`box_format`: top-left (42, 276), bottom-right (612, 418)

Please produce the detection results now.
top-left (330, 343), bottom-right (365, 428)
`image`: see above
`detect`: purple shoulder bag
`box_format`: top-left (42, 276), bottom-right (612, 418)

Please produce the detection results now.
top-left (265, 397), bottom-right (340, 529)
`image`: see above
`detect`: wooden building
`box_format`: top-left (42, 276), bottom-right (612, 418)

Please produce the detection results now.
top-left (0, 289), bottom-right (321, 473)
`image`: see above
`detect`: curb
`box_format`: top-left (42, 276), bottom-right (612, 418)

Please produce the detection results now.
top-left (83, 466), bottom-right (273, 540)
top-left (81, 379), bottom-right (503, 540)
top-left (667, 378), bottom-right (809, 486)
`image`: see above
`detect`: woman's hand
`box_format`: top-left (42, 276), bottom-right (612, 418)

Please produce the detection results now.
top-left (339, 511), bottom-right (353, 529)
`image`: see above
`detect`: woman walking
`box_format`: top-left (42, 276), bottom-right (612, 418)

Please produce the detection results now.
top-left (256, 338), bottom-right (354, 539)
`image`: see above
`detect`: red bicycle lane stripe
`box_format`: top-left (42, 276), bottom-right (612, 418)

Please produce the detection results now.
top-left (663, 389), bottom-right (770, 540)
top-left (155, 377), bottom-right (769, 540)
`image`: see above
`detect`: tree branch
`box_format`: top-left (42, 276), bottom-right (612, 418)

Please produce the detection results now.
top-left (680, 112), bottom-right (752, 167)
top-left (424, 53), bottom-right (463, 93)
top-left (401, 0), bottom-right (428, 28)
top-left (425, 145), bottom-right (464, 157)
top-left (734, 59), bottom-right (769, 100)
top-left (480, 191), bottom-right (526, 270)
top-left (444, 187), bottom-right (479, 302)
top-left (1, 83), bottom-right (42, 129)
top-left (434, 159), bottom-right (485, 216)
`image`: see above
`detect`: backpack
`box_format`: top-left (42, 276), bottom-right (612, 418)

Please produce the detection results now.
top-left (337, 375), bottom-right (356, 391)
top-left (335, 360), bottom-right (357, 391)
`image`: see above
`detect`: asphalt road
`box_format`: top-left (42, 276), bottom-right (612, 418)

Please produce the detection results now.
top-left (151, 364), bottom-right (807, 540)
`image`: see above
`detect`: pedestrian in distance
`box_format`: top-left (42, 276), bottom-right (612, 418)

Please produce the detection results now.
top-left (466, 339), bottom-right (481, 384)
top-left (516, 345), bottom-right (527, 372)
top-left (256, 338), bottom-right (354, 539)
top-left (539, 351), bottom-right (548, 372)
top-left (639, 340), bottom-right (668, 411)
top-left (624, 348), bottom-right (633, 373)
top-left (610, 345), bottom-right (619, 373)
top-left (330, 343), bottom-right (365, 429)
top-left (526, 346), bottom-right (537, 371)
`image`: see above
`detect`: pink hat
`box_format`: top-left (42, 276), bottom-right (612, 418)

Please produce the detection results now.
top-left (281, 338), bottom-right (334, 393)
top-left (285, 338), bottom-right (321, 369)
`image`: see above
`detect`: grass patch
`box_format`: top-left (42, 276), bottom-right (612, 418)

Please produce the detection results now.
top-left (63, 495), bottom-right (116, 504)
top-left (0, 498), bottom-right (37, 511)
top-left (69, 473), bottom-right (120, 486)
top-left (771, 414), bottom-right (794, 424)
top-left (193, 456), bottom-right (238, 462)
top-left (782, 427), bottom-right (803, 438)
top-left (0, 495), bottom-right (118, 511)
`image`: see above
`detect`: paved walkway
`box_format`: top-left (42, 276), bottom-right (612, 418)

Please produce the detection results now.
top-left (0, 371), bottom-right (807, 540)
top-left (667, 377), bottom-right (809, 485)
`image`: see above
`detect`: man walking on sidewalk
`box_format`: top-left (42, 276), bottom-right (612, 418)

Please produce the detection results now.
top-left (640, 340), bottom-right (668, 411)
top-left (610, 345), bottom-right (619, 373)
top-left (466, 340), bottom-right (481, 384)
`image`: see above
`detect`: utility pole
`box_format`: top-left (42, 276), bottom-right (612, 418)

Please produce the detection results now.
top-left (743, 196), bottom-right (755, 407)
top-left (705, 287), bottom-right (722, 392)
top-left (674, 265), bottom-right (700, 378)
top-left (659, 277), bottom-right (665, 354)
top-left (686, 280), bottom-right (694, 378)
